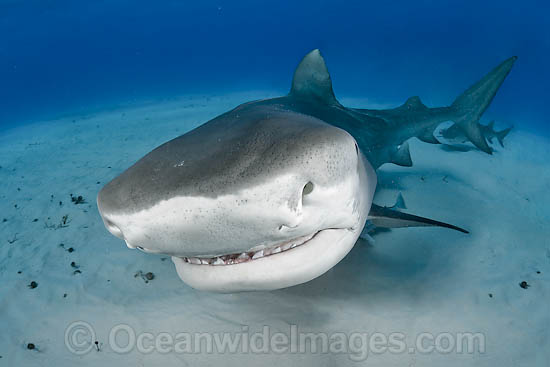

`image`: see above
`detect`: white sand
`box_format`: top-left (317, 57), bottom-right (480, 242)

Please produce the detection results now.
top-left (0, 93), bottom-right (548, 366)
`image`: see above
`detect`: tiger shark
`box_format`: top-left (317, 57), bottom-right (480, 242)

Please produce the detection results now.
top-left (97, 50), bottom-right (516, 292)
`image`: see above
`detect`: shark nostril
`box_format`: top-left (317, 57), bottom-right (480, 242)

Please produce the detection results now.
top-left (302, 182), bottom-right (314, 196)
top-left (103, 218), bottom-right (125, 239)
top-left (106, 219), bottom-right (117, 230)
top-left (278, 182), bottom-right (314, 232)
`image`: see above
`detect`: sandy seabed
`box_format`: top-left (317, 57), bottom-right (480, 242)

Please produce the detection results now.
top-left (0, 92), bottom-right (549, 366)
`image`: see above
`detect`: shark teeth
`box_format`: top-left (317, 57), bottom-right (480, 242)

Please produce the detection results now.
top-left (189, 257), bottom-right (201, 265)
top-left (281, 243), bottom-right (292, 251)
top-left (252, 250), bottom-right (264, 260)
top-left (180, 232), bottom-right (318, 266)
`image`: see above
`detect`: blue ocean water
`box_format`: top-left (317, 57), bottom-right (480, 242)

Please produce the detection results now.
top-left (1, 0), bottom-right (548, 133)
top-left (2, 2), bottom-right (550, 366)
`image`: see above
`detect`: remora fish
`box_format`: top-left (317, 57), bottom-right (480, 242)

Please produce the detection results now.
top-left (440, 120), bottom-right (513, 148)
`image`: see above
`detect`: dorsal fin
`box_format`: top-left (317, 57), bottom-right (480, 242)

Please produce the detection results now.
top-left (402, 96), bottom-right (427, 110)
top-left (290, 49), bottom-right (340, 106)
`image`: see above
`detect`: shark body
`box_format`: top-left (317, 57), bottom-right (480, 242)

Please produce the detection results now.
top-left (97, 50), bottom-right (515, 292)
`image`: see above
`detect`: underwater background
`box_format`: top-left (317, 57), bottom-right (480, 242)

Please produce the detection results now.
top-left (1, 0), bottom-right (548, 132)
top-left (1, 1), bottom-right (549, 366)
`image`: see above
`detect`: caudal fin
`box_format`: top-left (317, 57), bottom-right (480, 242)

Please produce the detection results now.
top-left (496, 126), bottom-right (513, 147)
top-left (451, 56), bottom-right (517, 154)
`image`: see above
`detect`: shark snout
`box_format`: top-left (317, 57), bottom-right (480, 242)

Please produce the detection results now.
top-left (97, 188), bottom-right (132, 245)
top-left (96, 107), bottom-right (376, 260)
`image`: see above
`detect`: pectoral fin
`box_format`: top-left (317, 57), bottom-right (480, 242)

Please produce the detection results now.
top-left (368, 204), bottom-right (468, 234)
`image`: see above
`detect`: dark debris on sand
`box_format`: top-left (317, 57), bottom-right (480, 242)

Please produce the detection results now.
top-left (70, 194), bottom-right (86, 205)
top-left (45, 214), bottom-right (70, 229)
top-left (59, 243), bottom-right (75, 252)
top-left (135, 271), bottom-right (155, 283)
top-left (519, 281), bottom-right (530, 289)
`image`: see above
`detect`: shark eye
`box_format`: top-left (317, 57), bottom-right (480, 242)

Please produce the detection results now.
top-left (302, 181), bottom-right (314, 197)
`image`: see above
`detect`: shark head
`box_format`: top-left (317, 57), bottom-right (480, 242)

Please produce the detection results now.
top-left (98, 104), bottom-right (376, 292)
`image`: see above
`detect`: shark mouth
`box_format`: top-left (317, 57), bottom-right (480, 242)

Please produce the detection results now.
top-left (172, 226), bottom-right (362, 292)
top-left (177, 231), bottom-right (320, 266)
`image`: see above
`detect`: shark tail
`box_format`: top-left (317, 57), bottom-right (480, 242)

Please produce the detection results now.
top-left (450, 56), bottom-right (517, 154)
top-left (496, 126), bottom-right (513, 147)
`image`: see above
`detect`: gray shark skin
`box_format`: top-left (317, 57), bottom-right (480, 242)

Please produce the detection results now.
top-left (97, 50), bottom-right (515, 292)
top-left (440, 120), bottom-right (513, 148)
top-left (277, 51), bottom-right (515, 165)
